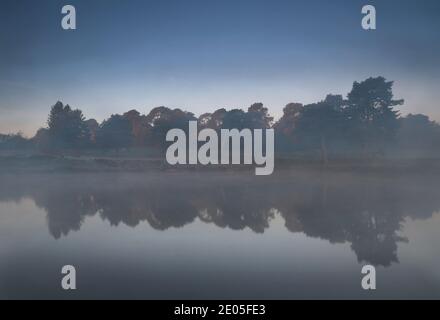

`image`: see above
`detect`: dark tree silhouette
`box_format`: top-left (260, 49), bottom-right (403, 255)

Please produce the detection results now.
top-left (123, 110), bottom-right (150, 147)
top-left (346, 77), bottom-right (403, 156)
top-left (145, 107), bottom-right (196, 148)
top-left (396, 114), bottom-right (440, 155)
top-left (198, 108), bottom-right (227, 130)
top-left (246, 103), bottom-right (273, 129)
top-left (274, 103), bottom-right (303, 153)
top-left (46, 101), bottom-right (91, 150)
top-left (0, 132), bottom-right (31, 150)
top-left (221, 109), bottom-right (248, 130)
top-left (295, 95), bottom-right (346, 164)
top-left (85, 119), bottom-right (99, 143)
top-left (33, 128), bottom-right (51, 152)
top-left (8, 76), bottom-right (440, 162)
top-left (96, 114), bottom-right (133, 150)
top-left (219, 104), bottom-right (273, 130)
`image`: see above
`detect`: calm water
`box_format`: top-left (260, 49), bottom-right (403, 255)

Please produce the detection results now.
top-left (0, 170), bottom-right (439, 299)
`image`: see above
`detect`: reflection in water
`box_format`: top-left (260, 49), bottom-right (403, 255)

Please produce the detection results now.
top-left (0, 171), bottom-right (439, 267)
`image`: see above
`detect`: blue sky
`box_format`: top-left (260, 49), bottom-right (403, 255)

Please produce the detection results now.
top-left (1, 0), bottom-right (439, 136)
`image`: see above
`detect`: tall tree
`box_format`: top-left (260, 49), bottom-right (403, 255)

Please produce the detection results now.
top-left (346, 77), bottom-right (403, 155)
top-left (47, 101), bottom-right (90, 149)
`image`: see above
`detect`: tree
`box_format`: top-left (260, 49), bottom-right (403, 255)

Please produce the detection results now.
top-left (396, 114), bottom-right (440, 155)
top-left (246, 103), bottom-right (273, 129)
top-left (96, 114), bottom-right (133, 150)
top-left (198, 108), bottom-right (227, 130)
top-left (47, 101), bottom-right (91, 149)
top-left (123, 110), bottom-right (150, 147)
top-left (33, 128), bottom-right (51, 152)
top-left (274, 103), bottom-right (303, 153)
top-left (295, 95), bottom-right (346, 164)
top-left (219, 104), bottom-right (273, 130)
top-left (221, 109), bottom-right (248, 130)
top-left (0, 132), bottom-right (31, 150)
top-left (85, 119), bottom-right (99, 144)
top-left (145, 107), bottom-right (196, 148)
top-left (346, 77), bottom-right (403, 156)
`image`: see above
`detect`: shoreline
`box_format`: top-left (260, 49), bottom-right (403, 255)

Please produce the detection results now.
top-left (1, 154), bottom-right (440, 176)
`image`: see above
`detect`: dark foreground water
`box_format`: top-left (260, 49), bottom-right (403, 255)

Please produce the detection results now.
top-left (0, 170), bottom-right (439, 299)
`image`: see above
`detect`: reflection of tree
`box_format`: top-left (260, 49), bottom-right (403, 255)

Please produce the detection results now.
top-left (195, 185), bottom-right (274, 233)
top-left (274, 177), bottom-right (408, 266)
top-left (2, 172), bottom-right (440, 266)
top-left (96, 190), bottom-right (149, 228)
top-left (147, 188), bottom-right (198, 230)
top-left (33, 188), bottom-right (97, 239)
top-left (348, 209), bottom-right (406, 266)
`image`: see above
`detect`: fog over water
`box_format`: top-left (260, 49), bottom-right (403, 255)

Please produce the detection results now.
top-left (0, 170), bottom-right (439, 299)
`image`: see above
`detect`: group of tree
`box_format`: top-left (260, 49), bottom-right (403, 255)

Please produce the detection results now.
top-left (31, 100), bottom-right (274, 154)
top-left (2, 76), bottom-right (440, 161)
top-left (275, 77), bottom-right (405, 162)
top-left (0, 132), bottom-right (32, 150)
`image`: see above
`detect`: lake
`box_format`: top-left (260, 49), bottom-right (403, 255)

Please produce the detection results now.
top-left (0, 170), bottom-right (439, 299)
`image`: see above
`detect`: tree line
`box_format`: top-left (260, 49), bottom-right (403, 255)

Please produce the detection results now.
top-left (2, 76), bottom-right (440, 161)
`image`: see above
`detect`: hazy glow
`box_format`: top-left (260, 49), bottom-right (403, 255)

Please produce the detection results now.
top-left (1, 0), bottom-right (439, 136)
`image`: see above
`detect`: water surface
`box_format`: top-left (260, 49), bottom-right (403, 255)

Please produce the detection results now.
top-left (0, 170), bottom-right (439, 299)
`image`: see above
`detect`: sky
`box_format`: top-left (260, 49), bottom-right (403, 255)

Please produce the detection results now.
top-left (0, 0), bottom-right (439, 136)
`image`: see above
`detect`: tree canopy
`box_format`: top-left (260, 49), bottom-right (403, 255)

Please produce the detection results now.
top-left (6, 76), bottom-right (436, 161)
